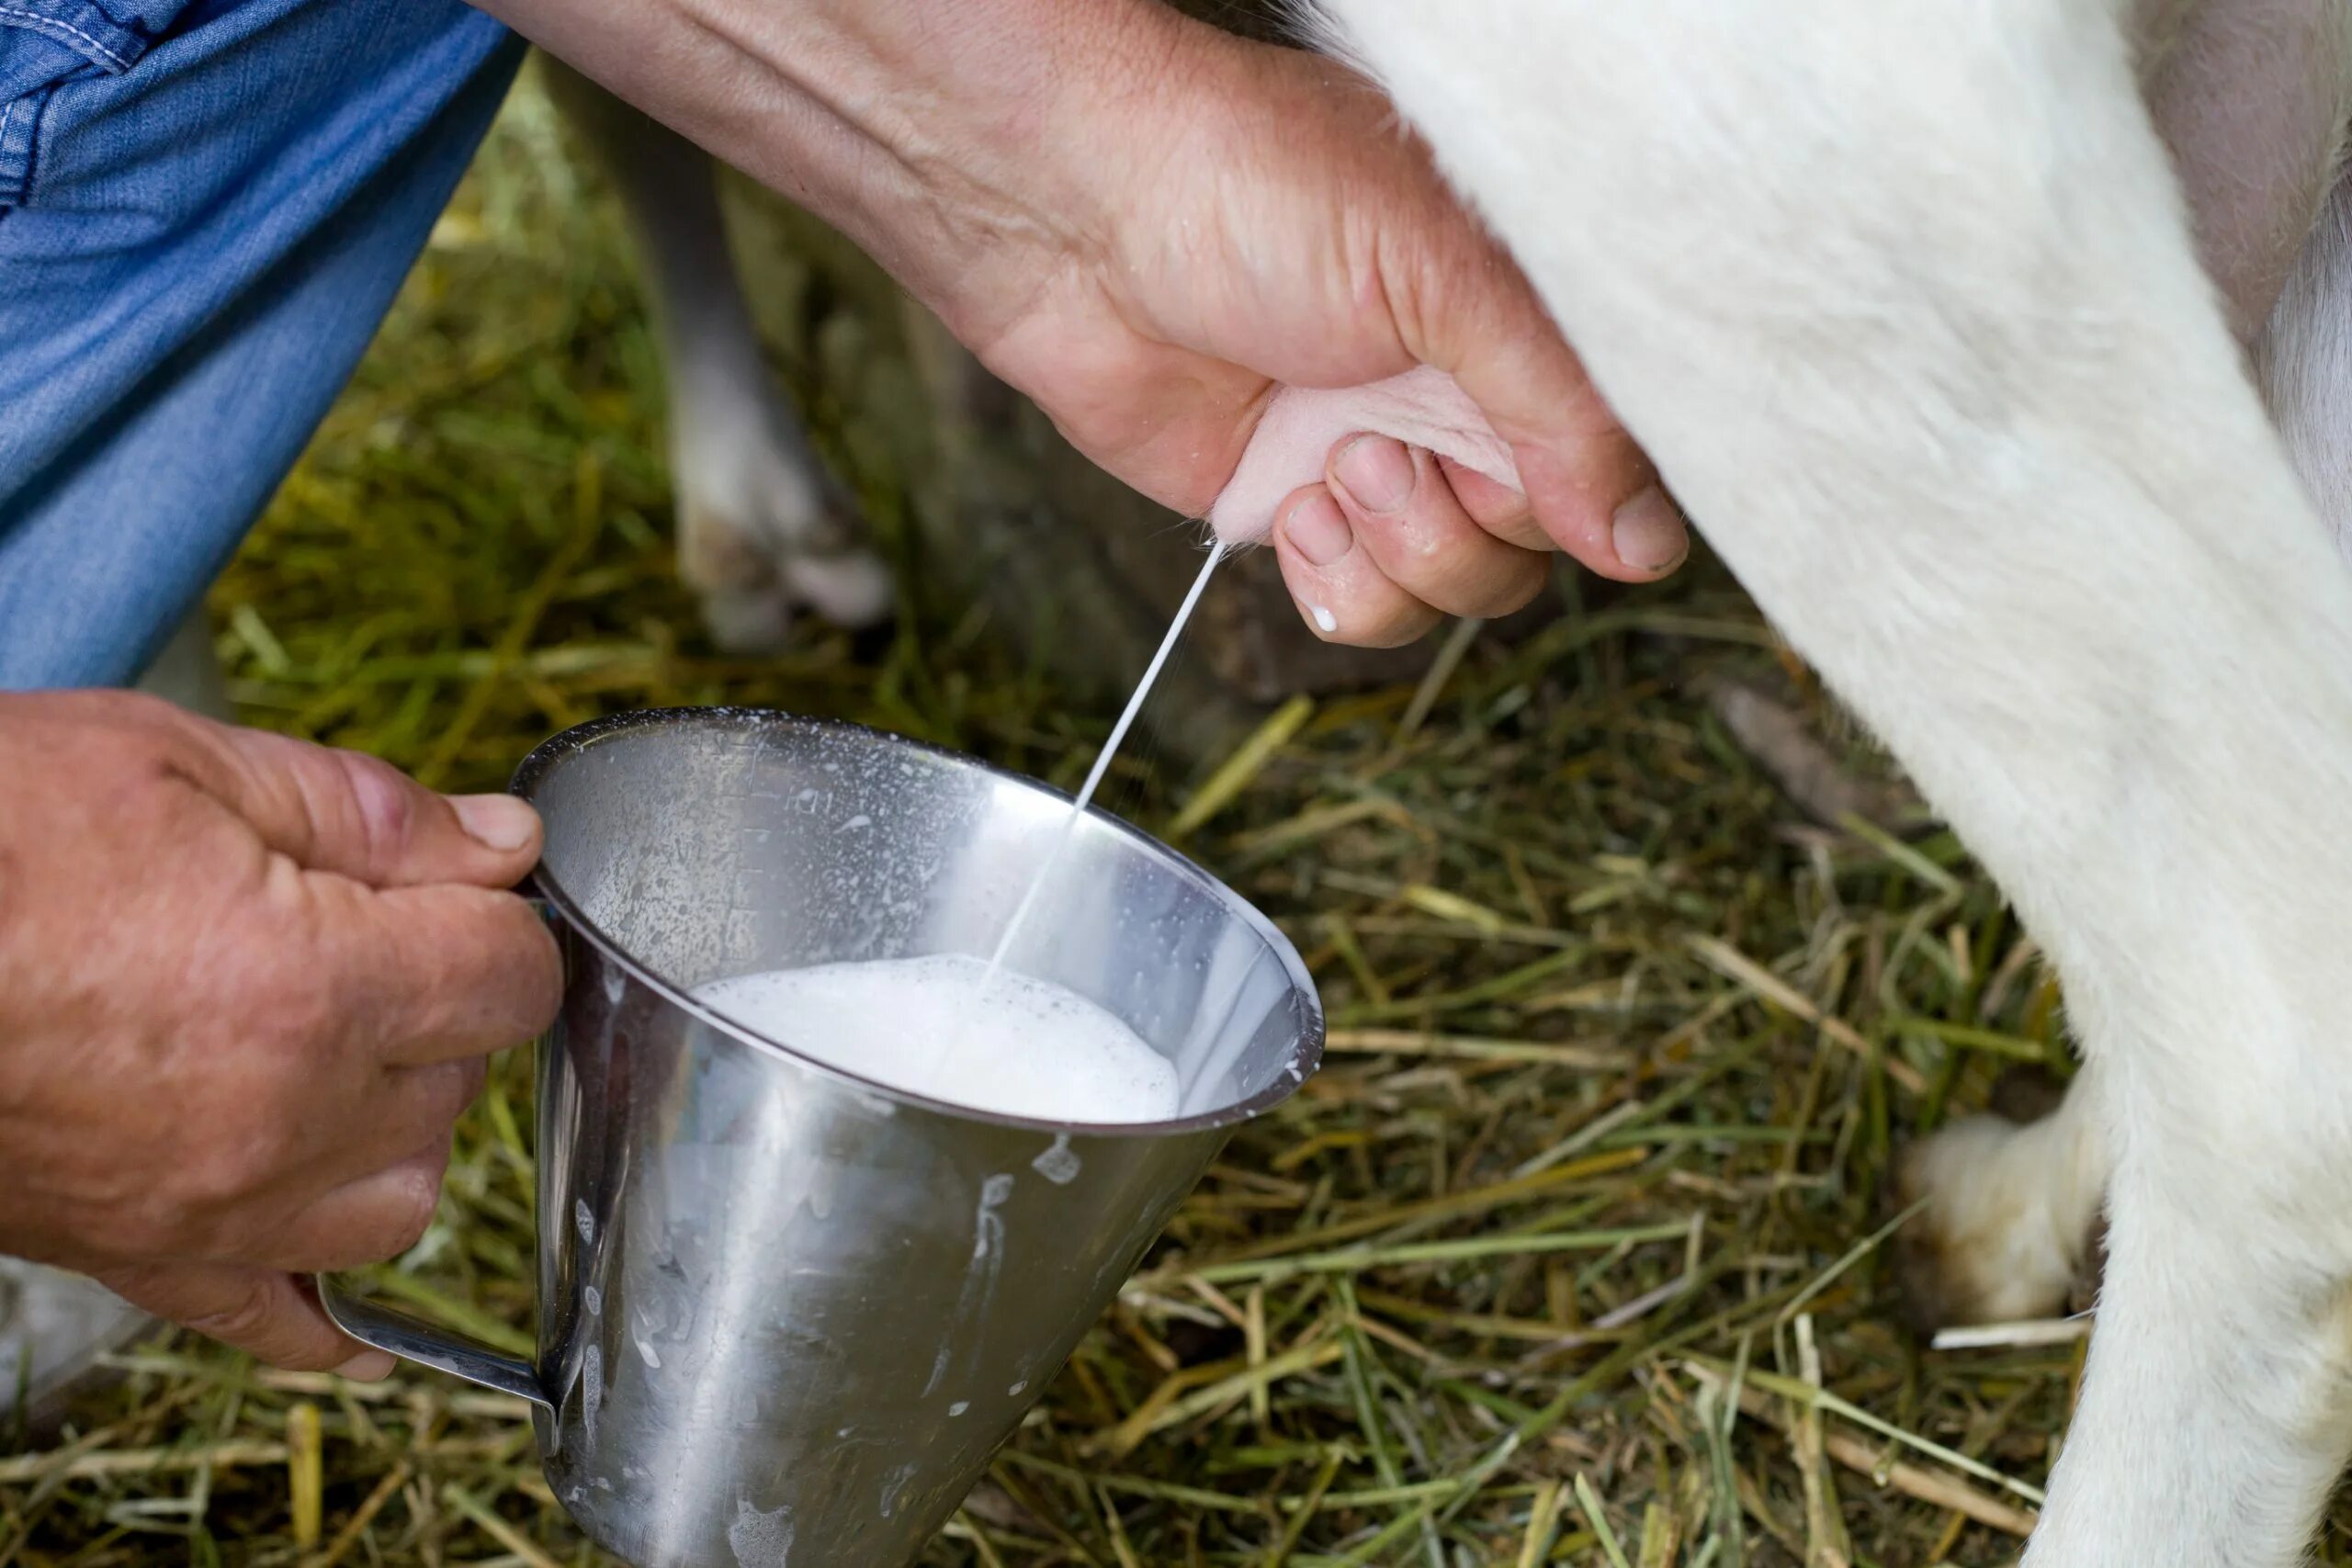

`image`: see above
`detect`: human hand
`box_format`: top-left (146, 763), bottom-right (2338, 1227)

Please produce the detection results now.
top-left (0, 692), bottom-right (560, 1375)
top-left (950, 17), bottom-right (1689, 648)
top-left (474, 0), bottom-right (1683, 649)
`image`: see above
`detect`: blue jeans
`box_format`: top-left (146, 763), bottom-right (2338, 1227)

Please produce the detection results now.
top-left (0, 0), bottom-right (523, 688)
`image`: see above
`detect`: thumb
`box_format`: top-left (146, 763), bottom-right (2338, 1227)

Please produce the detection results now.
top-left (203, 724), bottom-right (541, 890)
top-left (1396, 212), bottom-right (1688, 580)
top-left (1442, 324), bottom-right (1687, 581)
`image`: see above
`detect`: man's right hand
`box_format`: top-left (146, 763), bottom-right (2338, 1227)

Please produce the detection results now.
top-left (0, 692), bottom-right (560, 1376)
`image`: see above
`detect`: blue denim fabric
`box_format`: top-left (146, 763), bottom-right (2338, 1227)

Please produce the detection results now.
top-left (0, 0), bottom-right (522, 688)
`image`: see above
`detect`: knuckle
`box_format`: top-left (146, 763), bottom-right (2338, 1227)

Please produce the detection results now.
top-left (1476, 568), bottom-right (1548, 619)
top-left (88, 1259), bottom-right (165, 1303)
top-left (238, 934), bottom-right (334, 1026)
top-left (1368, 609), bottom-right (1442, 650)
top-left (330, 750), bottom-right (419, 869)
top-left (401, 1087), bottom-right (469, 1158)
top-left (176, 1145), bottom-right (264, 1219)
top-left (1465, 490), bottom-right (1532, 533)
top-left (369, 1165), bottom-right (447, 1260)
top-left (175, 1274), bottom-right (285, 1346)
top-left (176, 1103), bottom-right (299, 1217)
top-left (510, 916), bottom-right (564, 1025)
top-left (459, 899), bottom-right (563, 1034)
top-left (90, 687), bottom-right (191, 740)
top-left (432, 1059), bottom-right (489, 1124)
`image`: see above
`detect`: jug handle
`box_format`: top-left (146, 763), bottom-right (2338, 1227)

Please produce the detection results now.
top-left (314, 1281), bottom-right (554, 1414)
top-left (312, 872), bottom-right (560, 1415)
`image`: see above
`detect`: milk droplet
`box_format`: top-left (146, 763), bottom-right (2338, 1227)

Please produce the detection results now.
top-left (880, 1461), bottom-right (918, 1518)
top-left (584, 1286), bottom-right (602, 1315)
top-left (1008, 1381), bottom-right (1027, 1396)
top-left (1031, 1134), bottom-right (1082, 1185)
top-left (1311, 604), bottom-right (1338, 633)
top-left (582, 1346), bottom-right (603, 1444)
top-left (728, 1499), bottom-right (796, 1567)
top-left (948, 1401), bottom-right (969, 1417)
top-left (575, 1201), bottom-right (594, 1243)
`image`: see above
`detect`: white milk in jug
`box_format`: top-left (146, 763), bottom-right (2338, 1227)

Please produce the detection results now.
top-left (695, 954), bottom-right (1179, 1123)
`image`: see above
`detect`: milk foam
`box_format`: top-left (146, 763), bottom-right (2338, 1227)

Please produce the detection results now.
top-left (694, 954), bottom-right (1180, 1123)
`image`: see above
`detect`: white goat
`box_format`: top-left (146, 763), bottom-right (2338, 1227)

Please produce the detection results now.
top-left (1293, 0), bottom-right (2352, 1562)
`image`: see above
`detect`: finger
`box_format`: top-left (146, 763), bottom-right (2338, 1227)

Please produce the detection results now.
top-left (207, 725), bottom-right (542, 890)
top-left (1327, 436), bottom-right (1550, 618)
top-left (328, 880), bottom-right (561, 1067)
top-left (1272, 487), bottom-right (1443, 649)
top-left (1519, 446), bottom-right (1690, 581)
top-left (245, 1142), bottom-right (452, 1274)
top-left (1400, 222), bottom-right (1690, 580)
top-left (94, 1260), bottom-right (393, 1377)
top-left (281, 1058), bottom-right (486, 1204)
top-left (1437, 457), bottom-right (1541, 545)
top-left (1471, 354), bottom-right (1689, 581)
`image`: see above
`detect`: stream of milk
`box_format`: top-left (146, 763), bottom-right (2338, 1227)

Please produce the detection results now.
top-left (697, 541), bottom-right (1227, 1122)
top-left (695, 955), bottom-right (1178, 1122)
top-left (984, 540), bottom-right (1227, 978)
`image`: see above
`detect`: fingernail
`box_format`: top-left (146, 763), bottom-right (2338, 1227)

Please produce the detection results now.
top-left (1282, 491), bottom-right (1355, 568)
top-left (334, 1349), bottom-right (398, 1382)
top-left (1611, 486), bottom-right (1688, 572)
top-left (1332, 435), bottom-right (1418, 514)
top-left (451, 794), bottom-right (537, 852)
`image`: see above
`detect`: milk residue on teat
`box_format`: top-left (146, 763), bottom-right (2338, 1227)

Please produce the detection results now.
top-left (695, 954), bottom-right (1180, 1123)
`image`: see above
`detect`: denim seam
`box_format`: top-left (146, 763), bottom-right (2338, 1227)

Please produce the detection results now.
top-left (0, 94), bottom-right (18, 204)
top-left (0, 4), bottom-right (128, 69)
top-left (0, 85), bottom-right (41, 207)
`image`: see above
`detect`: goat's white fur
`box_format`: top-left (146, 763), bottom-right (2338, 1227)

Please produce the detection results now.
top-left (1899, 1068), bottom-right (2110, 1327)
top-left (1298, 0), bottom-right (2352, 1559)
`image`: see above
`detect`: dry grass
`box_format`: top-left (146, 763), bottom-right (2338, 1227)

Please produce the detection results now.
top-left (0, 71), bottom-right (2174, 1568)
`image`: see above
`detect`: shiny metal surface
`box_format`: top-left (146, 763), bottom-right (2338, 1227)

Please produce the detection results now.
top-left (321, 708), bottom-right (1322, 1567)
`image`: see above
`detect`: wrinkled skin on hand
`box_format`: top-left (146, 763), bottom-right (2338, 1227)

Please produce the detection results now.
top-left (0, 692), bottom-right (560, 1374)
top-left (470, 0), bottom-right (1690, 648)
top-left (950, 19), bottom-right (1688, 647)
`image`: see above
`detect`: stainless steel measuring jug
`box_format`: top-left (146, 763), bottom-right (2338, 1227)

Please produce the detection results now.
top-left (318, 708), bottom-right (1323, 1567)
